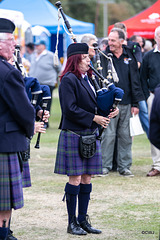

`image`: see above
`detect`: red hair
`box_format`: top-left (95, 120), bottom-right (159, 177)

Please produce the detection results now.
top-left (60, 54), bottom-right (92, 81)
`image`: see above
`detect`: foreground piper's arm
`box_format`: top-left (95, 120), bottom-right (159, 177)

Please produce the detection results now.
top-left (0, 58), bottom-right (35, 152)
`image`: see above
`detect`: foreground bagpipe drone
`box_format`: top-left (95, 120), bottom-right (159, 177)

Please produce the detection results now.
top-left (14, 45), bottom-right (51, 149)
top-left (55, 1), bottom-right (124, 137)
top-left (14, 45), bottom-right (43, 107)
top-left (34, 85), bottom-right (51, 149)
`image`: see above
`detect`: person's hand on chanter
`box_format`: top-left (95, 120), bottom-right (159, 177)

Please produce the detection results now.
top-left (37, 109), bottom-right (50, 122)
top-left (34, 122), bottom-right (46, 134)
top-left (108, 107), bottom-right (119, 118)
top-left (93, 115), bottom-right (110, 128)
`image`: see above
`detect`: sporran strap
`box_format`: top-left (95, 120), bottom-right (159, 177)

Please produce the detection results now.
top-left (67, 128), bottom-right (97, 137)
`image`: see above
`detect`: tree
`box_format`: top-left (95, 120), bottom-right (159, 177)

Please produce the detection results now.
top-left (50, 0), bottom-right (158, 37)
top-left (117, 0), bottom-right (157, 13)
top-left (108, 2), bottom-right (135, 25)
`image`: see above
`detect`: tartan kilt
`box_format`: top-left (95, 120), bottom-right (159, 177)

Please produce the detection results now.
top-left (22, 160), bottom-right (31, 188)
top-left (54, 129), bottom-right (102, 176)
top-left (22, 137), bottom-right (31, 188)
top-left (0, 153), bottom-right (24, 211)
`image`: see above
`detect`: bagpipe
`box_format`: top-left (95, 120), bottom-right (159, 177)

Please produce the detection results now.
top-left (34, 85), bottom-right (51, 149)
top-left (55, 1), bottom-right (77, 43)
top-left (24, 78), bottom-right (51, 149)
top-left (89, 63), bottom-right (124, 117)
top-left (14, 45), bottom-right (42, 107)
top-left (55, 1), bottom-right (124, 137)
top-left (13, 45), bottom-right (51, 149)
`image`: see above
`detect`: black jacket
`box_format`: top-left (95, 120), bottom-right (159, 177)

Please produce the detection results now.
top-left (140, 49), bottom-right (160, 100)
top-left (59, 72), bottom-right (98, 131)
top-left (149, 84), bottom-right (160, 149)
top-left (0, 56), bottom-right (35, 152)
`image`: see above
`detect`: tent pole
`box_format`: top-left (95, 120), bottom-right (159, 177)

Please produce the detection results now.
top-left (99, 0), bottom-right (115, 37)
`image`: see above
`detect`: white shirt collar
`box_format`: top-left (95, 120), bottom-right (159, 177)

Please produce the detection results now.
top-left (82, 73), bottom-right (87, 78)
top-left (36, 49), bottom-right (47, 61)
top-left (81, 74), bottom-right (96, 96)
top-left (153, 45), bottom-right (160, 53)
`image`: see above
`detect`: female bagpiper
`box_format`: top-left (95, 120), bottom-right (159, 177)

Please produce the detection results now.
top-left (54, 43), bottom-right (119, 235)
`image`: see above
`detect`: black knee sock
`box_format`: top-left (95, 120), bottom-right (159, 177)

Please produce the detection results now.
top-left (0, 227), bottom-right (8, 240)
top-left (64, 182), bottom-right (80, 224)
top-left (8, 218), bottom-right (11, 233)
top-left (78, 183), bottom-right (92, 223)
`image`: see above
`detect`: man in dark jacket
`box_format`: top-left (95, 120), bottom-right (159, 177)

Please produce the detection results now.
top-left (0, 18), bottom-right (35, 240)
top-left (149, 84), bottom-right (160, 152)
top-left (140, 26), bottom-right (160, 177)
top-left (100, 28), bottom-right (144, 177)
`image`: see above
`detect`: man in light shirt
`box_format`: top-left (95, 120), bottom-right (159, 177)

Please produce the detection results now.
top-left (29, 40), bottom-right (61, 128)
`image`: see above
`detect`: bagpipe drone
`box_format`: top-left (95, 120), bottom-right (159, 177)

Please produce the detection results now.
top-left (13, 45), bottom-right (51, 149)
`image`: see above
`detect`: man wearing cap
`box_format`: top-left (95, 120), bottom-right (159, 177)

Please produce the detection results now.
top-left (29, 40), bottom-right (61, 128)
top-left (25, 42), bottom-right (35, 63)
top-left (0, 18), bottom-right (35, 240)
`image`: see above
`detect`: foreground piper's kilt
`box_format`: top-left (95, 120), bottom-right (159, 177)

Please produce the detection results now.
top-left (0, 153), bottom-right (24, 211)
top-left (22, 161), bottom-right (31, 188)
top-left (54, 129), bottom-right (102, 176)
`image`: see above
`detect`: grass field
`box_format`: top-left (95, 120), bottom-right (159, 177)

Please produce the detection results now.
top-left (11, 90), bottom-right (160, 240)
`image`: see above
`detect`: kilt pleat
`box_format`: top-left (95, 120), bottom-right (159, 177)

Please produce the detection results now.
top-left (54, 129), bottom-right (102, 176)
top-left (0, 153), bottom-right (24, 211)
top-left (22, 161), bottom-right (31, 188)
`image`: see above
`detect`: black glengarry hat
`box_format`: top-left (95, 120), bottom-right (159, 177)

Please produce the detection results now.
top-left (0, 18), bottom-right (15, 33)
top-left (67, 43), bottom-right (88, 58)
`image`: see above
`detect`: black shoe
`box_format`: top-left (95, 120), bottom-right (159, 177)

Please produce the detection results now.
top-left (7, 230), bottom-right (17, 240)
top-left (80, 215), bottom-right (102, 234)
top-left (67, 216), bottom-right (87, 235)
